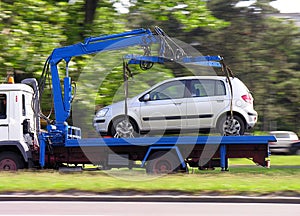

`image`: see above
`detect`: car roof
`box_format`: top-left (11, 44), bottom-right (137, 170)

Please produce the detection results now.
top-left (152, 76), bottom-right (239, 86)
top-left (270, 131), bottom-right (297, 134)
top-left (269, 131), bottom-right (299, 139)
top-left (148, 76), bottom-right (244, 90)
top-left (163, 76), bottom-right (232, 81)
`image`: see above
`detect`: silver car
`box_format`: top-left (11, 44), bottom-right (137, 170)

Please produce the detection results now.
top-left (93, 76), bottom-right (258, 137)
top-left (269, 131), bottom-right (299, 154)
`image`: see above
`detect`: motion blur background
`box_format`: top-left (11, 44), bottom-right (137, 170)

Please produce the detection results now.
top-left (0, 0), bottom-right (299, 136)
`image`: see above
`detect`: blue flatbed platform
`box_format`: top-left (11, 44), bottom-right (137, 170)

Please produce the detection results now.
top-left (54, 135), bottom-right (276, 171)
top-left (65, 135), bottom-right (276, 147)
top-left (40, 135), bottom-right (276, 171)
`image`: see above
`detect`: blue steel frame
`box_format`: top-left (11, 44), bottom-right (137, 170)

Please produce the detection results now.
top-left (141, 146), bottom-right (186, 168)
top-left (125, 54), bottom-right (223, 67)
top-left (39, 127), bottom-right (275, 168)
top-left (62, 135), bottom-right (275, 170)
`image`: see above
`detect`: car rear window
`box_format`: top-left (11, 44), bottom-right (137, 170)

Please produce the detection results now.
top-left (276, 134), bottom-right (289, 138)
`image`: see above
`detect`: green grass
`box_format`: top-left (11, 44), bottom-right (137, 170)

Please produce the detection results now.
top-left (0, 155), bottom-right (299, 196)
top-left (230, 155), bottom-right (300, 166)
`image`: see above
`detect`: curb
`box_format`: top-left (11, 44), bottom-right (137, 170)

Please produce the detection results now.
top-left (0, 194), bottom-right (300, 204)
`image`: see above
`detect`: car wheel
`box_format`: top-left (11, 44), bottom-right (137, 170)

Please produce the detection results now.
top-left (289, 146), bottom-right (300, 155)
top-left (110, 117), bottom-right (139, 138)
top-left (218, 115), bottom-right (245, 136)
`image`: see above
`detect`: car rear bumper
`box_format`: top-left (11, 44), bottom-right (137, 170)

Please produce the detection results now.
top-left (269, 146), bottom-right (290, 153)
top-left (246, 111), bottom-right (258, 128)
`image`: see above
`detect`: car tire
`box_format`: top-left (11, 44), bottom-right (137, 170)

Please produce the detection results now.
top-left (217, 114), bottom-right (245, 136)
top-left (110, 117), bottom-right (139, 138)
top-left (289, 146), bottom-right (300, 155)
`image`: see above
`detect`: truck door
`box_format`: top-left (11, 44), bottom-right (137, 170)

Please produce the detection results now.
top-left (0, 93), bottom-right (9, 140)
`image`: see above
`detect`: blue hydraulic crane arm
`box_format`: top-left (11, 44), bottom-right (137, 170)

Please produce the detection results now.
top-left (47, 28), bottom-right (160, 128)
top-left (125, 54), bottom-right (224, 67)
top-left (49, 28), bottom-right (157, 64)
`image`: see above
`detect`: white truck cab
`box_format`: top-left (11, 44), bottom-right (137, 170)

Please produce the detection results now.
top-left (0, 78), bottom-right (38, 170)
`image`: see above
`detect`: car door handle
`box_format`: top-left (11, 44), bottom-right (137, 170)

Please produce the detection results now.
top-left (216, 100), bottom-right (224, 103)
top-left (174, 102), bottom-right (182, 105)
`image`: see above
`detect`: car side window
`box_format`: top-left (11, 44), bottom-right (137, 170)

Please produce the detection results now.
top-left (149, 80), bottom-right (186, 100)
top-left (0, 94), bottom-right (7, 119)
top-left (190, 79), bottom-right (226, 97)
top-left (215, 80), bottom-right (226, 96)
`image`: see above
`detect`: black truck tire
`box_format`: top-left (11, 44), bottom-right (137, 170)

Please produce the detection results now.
top-left (146, 151), bottom-right (180, 174)
top-left (0, 151), bottom-right (25, 171)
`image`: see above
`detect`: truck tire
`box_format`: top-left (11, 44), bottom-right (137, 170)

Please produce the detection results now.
top-left (0, 151), bottom-right (25, 171)
top-left (217, 114), bottom-right (245, 136)
top-left (146, 151), bottom-right (180, 174)
top-left (110, 117), bottom-right (139, 138)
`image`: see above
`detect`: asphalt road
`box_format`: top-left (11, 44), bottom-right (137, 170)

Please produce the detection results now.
top-left (0, 201), bottom-right (299, 216)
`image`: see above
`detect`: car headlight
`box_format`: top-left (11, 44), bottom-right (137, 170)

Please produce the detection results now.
top-left (96, 108), bottom-right (109, 117)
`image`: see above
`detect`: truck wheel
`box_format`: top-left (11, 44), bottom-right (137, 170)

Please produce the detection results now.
top-left (146, 151), bottom-right (179, 174)
top-left (110, 117), bottom-right (139, 138)
top-left (0, 151), bottom-right (25, 171)
top-left (217, 115), bottom-right (245, 136)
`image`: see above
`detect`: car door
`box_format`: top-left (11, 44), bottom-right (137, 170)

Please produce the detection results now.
top-left (186, 79), bottom-right (227, 129)
top-left (139, 80), bottom-right (187, 131)
top-left (0, 93), bottom-right (9, 140)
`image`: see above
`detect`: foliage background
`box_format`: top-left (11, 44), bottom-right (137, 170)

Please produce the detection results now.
top-left (0, 0), bottom-right (299, 136)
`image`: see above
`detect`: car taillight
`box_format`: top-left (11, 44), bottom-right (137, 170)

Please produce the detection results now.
top-left (241, 93), bottom-right (253, 104)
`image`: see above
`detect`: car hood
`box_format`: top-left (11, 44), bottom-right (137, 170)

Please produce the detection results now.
top-left (102, 96), bottom-right (140, 110)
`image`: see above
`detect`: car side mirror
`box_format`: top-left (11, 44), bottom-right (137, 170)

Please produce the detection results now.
top-left (143, 94), bottom-right (150, 102)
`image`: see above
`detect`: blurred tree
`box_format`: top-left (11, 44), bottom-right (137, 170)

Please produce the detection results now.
top-left (203, 0), bottom-right (300, 132)
top-left (1, 0), bottom-right (299, 135)
top-left (125, 0), bottom-right (229, 31)
top-left (0, 0), bottom-right (68, 82)
top-left (0, 0), bottom-right (127, 130)
top-left (122, 0), bottom-right (300, 133)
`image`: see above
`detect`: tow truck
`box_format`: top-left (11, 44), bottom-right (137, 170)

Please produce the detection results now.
top-left (0, 27), bottom-right (276, 173)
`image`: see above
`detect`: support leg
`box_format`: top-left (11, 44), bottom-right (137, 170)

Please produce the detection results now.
top-left (220, 144), bottom-right (228, 171)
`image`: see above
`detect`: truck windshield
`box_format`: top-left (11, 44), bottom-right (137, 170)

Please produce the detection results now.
top-left (0, 94), bottom-right (7, 119)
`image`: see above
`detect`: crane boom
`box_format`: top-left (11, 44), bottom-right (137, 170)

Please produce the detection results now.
top-left (46, 28), bottom-right (161, 135)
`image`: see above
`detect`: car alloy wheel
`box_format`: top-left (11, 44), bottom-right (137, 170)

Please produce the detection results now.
top-left (111, 117), bottom-right (139, 138)
top-left (219, 115), bottom-right (245, 136)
